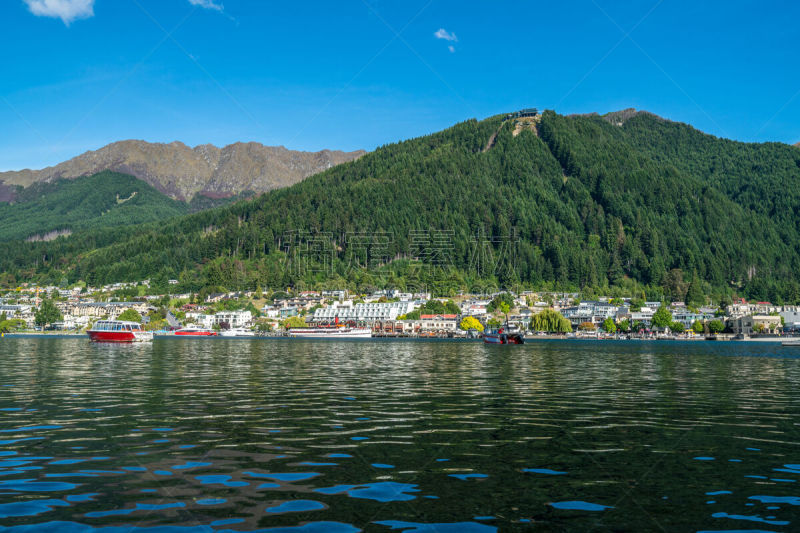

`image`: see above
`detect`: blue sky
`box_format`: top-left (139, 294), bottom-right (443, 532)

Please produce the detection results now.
top-left (1, 0), bottom-right (799, 171)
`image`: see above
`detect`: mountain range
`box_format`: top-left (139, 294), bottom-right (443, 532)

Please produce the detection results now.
top-left (0, 140), bottom-right (365, 202)
top-left (2, 109), bottom-right (800, 303)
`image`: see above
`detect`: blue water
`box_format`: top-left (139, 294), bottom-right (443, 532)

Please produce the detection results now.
top-left (2, 338), bottom-right (800, 530)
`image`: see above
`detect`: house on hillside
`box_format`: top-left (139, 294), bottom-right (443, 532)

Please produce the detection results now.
top-left (728, 315), bottom-right (782, 335)
top-left (508, 108), bottom-right (538, 119)
top-left (418, 314), bottom-right (458, 334)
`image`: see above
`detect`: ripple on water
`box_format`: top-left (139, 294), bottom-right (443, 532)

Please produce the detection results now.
top-left (244, 471), bottom-right (321, 482)
top-left (549, 501), bottom-right (613, 511)
top-left (315, 482), bottom-right (420, 502)
top-left (196, 498), bottom-right (226, 505)
top-left (522, 468), bottom-right (566, 475)
top-left (171, 461), bottom-right (212, 469)
top-left (85, 502), bottom-right (185, 518)
top-left (449, 474), bottom-right (488, 481)
top-left (211, 518), bottom-right (244, 526)
top-left (374, 520), bottom-right (497, 532)
top-left (0, 479), bottom-right (78, 492)
top-left (266, 500), bottom-right (326, 513)
top-left (0, 437), bottom-right (44, 445)
top-left (710, 511), bottom-right (789, 525)
top-left (194, 475), bottom-right (249, 487)
top-left (6, 335), bottom-right (800, 530)
top-left (0, 425), bottom-right (61, 433)
top-left (0, 499), bottom-right (69, 518)
top-left (65, 494), bottom-right (99, 503)
top-left (749, 495), bottom-right (800, 505)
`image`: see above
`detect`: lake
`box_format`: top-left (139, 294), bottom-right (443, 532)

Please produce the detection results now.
top-left (1, 338), bottom-right (800, 532)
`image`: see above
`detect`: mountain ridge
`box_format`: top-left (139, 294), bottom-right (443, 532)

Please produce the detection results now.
top-left (0, 140), bottom-right (365, 202)
top-left (3, 110), bottom-right (800, 302)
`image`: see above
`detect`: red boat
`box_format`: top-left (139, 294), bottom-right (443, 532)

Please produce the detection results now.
top-left (174, 325), bottom-right (217, 336)
top-left (87, 320), bottom-right (153, 343)
top-left (483, 327), bottom-right (525, 345)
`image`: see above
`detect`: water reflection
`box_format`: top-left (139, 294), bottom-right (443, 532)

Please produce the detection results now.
top-left (1, 338), bottom-right (800, 530)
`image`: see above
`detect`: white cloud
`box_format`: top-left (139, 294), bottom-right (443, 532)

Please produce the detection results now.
top-left (188, 0), bottom-right (224, 11)
top-left (434, 28), bottom-right (457, 42)
top-left (448, 45), bottom-right (455, 53)
top-left (24, 0), bottom-right (94, 25)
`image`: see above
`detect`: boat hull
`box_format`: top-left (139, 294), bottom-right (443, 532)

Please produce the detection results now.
top-left (87, 320), bottom-right (152, 343)
top-left (88, 330), bottom-right (136, 343)
top-left (288, 327), bottom-right (372, 339)
top-left (174, 330), bottom-right (217, 336)
top-left (87, 330), bottom-right (152, 343)
top-left (483, 333), bottom-right (525, 345)
top-left (220, 329), bottom-right (255, 337)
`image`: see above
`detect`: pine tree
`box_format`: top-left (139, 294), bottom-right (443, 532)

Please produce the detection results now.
top-left (686, 270), bottom-right (704, 307)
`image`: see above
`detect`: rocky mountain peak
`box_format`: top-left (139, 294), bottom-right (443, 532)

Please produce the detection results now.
top-left (0, 140), bottom-right (365, 202)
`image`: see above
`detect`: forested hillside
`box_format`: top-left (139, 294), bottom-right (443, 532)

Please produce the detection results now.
top-left (2, 111), bottom-right (800, 303)
top-left (0, 172), bottom-right (248, 242)
top-left (0, 172), bottom-right (189, 242)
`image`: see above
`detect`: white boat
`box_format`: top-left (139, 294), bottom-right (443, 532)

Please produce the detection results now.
top-left (220, 328), bottom-right (255, 337)
top-left (782, 339), bottom-right (800, 346)
top-left (87, 320), bottom-right (153, 343)
top-left (173, 325), bottom-right (218, 336)
top-left (288, 326), bottom-right (372, 339)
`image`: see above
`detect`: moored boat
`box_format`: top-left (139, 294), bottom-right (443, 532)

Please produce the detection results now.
top-left (483, 327), bottom-right (525, 345)
top-left (174, 325), bottom-right (218, 336)
top-left (288, 326), bottom-right (372, 338)
top-left (87, 320), bottom-right (153, 343)
top-left (220, 328), bottom-right (255, 337)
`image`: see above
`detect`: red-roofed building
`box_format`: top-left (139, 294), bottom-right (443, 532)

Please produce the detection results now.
top-left (419, 314), bottom-right (458, 333)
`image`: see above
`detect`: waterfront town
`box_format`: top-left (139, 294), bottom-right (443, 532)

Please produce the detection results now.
top-left (1, 279), bottom-right (797, 339)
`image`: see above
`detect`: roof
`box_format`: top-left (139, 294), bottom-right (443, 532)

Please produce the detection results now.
top-left (420, 314), bottom-right (458, 319)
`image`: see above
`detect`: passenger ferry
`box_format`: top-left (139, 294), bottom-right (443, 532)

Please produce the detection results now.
top-left (87, 320), bottom-right (153, 343)
top-left (173, 325), bottom-right (218, 336)
top-left (220, 327), bottom-right (255, 337)
top-left (288, 326), bottom-right (372, 339)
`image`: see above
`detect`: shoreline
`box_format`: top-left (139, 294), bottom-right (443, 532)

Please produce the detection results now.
top-left (3, 332), bottom-right (797, 344)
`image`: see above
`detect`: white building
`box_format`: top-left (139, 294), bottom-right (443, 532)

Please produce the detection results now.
top-left (460, 299), bottom-right (490, 316)
top-left (561, 301), bottom-right (618, 326)
top-left (312, 300), bottom-right (416, 323)
top-left (213, 310), bottom-right (252, 328)
top-left (185, 310), bottom-right (252, 328)
top-left (419, 314), bottom-right (458, 332)
top-left (630, 306), bottom-right (656, 326)
top-left (261, 305), bottom-right (281, 319)
top-left (781, 310), bottom-right (800, 329)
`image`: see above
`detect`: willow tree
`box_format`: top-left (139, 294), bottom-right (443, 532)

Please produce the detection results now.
top-left (530, 309), bottom-right (572, 333)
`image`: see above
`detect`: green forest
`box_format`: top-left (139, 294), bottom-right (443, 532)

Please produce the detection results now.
top-left (2, 110), bottom-right (800, 303)
top-left (0, 171), bottom-right (248, 242)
